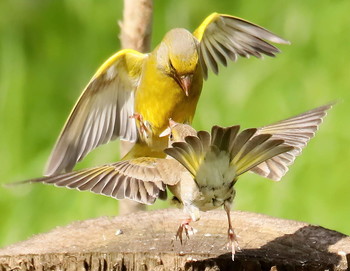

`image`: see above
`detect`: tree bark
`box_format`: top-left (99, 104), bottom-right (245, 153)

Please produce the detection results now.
top-left (118, 0), bottom-right (153, 215)
top-left (119, 0), bottom-right (153, 52)
top-left (1, 209), bottom-right (349, 270)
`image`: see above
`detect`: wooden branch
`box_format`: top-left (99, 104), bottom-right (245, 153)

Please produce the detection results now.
top-left (1, 209), bottom-right (349, 270)
top-left (118, 0), bottom-right (153, 214)
top-left (119, 0), bottom-right (153, 52)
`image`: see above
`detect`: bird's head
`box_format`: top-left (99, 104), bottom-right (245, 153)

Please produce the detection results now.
top-left (160, 119), bottom-right (197, 144)
top-left (156, 28), bottom-right (199, 96)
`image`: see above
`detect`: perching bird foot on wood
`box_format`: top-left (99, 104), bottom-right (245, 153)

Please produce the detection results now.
top-left (224, 201), bottom-right (241, 260)
top-left (226, 227), bottom-right (241, 261)
top-left (175, 218), bottom-right (198, 245)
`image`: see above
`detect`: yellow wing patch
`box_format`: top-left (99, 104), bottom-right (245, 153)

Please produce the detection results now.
top-left (193, 13), bottom-right (290, 79)
top-left (93, 49), bottom-right (146, 80)
top-left (193, 12), bottom-right (220, 41)
top-left (45, 49), bottom-right (147, 175)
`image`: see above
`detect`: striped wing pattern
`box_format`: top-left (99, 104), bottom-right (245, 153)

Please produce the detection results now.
top-left (165, 125), bottom-right (293, 183)
top-left (164, 130), bottom-right (211, 177)
top-left (251, 104), bottom-right (333, 180)
top-left (194, 13), bottom-right (290, 79)
top-left (210, 125), bottom-right (293, 176)
top-left (26, 157), bottom-right (171, 204)
top-left (45, 50), bottom-right (146, 176)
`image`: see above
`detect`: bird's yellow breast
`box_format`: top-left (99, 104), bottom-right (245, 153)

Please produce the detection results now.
top-left (135, 55), bottom-right (203, 138)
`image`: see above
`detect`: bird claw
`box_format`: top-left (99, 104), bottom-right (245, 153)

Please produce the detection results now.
top-left (130, 113), bottom-right (151, 138)
top-left (226, 228), bottom-right (240, 261)
top-left (175, 219), bottom-right (197, 245)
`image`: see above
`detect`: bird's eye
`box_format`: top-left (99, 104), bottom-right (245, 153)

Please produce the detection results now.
top-left (169, 133), bottom-right (174, 140)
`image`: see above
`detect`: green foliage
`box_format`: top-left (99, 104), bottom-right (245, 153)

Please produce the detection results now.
top-left (1, 0), bottom-right (349, 247)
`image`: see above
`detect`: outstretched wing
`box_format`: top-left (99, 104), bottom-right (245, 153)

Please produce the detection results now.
top-left (45, 49), bottom-right (147, 176)
top-left (193, 12), bottom-right (290, 79)
top-left (251, 103), bottom-right (333, 181)
top-left (18, 157), bottom-right (185, 205)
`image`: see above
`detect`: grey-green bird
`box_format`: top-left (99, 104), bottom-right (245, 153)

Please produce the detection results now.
top-left (16, 103), bottom-right (332, 260)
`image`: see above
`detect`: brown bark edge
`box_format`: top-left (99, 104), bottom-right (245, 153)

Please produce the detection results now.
top-left (0, 209), bottom-right (349, 270)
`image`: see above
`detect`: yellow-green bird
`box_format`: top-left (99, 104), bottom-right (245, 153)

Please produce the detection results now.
top-left (45, 12), bottom-right (290, 176)
top-left (19, 104), bottom-right (332, 260)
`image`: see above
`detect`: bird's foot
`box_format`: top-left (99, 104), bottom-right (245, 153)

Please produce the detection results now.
top-left (175, 218), bottom-right (197, 244)
top-left (226, 228), bottom-right (241, 261)
top-left (130, 113), bottom-right (151, 138)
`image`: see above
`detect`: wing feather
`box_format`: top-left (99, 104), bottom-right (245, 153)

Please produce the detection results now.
top-left (251, 103), bottom-right (333, 180)
top-left (19, 156), bottom-right (185, 204)
top-left (194, 13), bottom-right (290, 79)
top-left (91, 170), bottom-right (117, 195)
top-left (45, 49), bottom-right (146, 175)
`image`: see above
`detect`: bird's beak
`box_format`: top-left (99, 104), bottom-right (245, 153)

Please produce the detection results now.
top-left (159, 127), bottom-right (171, 137)
top-left (169, 118), bottom-right (178, 128)
top-left (178, 74), bottom-right (193, 96)
top-left (159, 119), bottom-right (178, 137)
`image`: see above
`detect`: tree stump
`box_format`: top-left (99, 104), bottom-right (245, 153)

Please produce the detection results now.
top-left (0, 209), bottom-right (349, 270)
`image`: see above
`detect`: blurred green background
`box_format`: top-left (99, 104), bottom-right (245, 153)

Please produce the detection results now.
top-left (0, 0), bottom-right (349, 248)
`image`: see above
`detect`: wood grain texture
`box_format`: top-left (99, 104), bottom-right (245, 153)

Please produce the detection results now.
top-left (0, 209), bottom-right (349, 270)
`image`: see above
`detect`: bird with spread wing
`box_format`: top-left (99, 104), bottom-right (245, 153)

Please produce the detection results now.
top-left (44, 13), bottom-right (290, 176)
top-left (17, 104), bottom-right (332, 260)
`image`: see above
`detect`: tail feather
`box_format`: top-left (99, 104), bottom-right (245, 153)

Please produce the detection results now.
top-left (229, 128), bottom-right (257, 159)
top-left (164, 131), bottom-right (212, 177)
top-left (235, 139), bottom-right (293, 176)
top-left (165, 125), bottom-right (293, 183)
top-left (185, 135), bottom-right (205, 160)
top-left (211, 125), bottom-right (225, 148)
top-left (197, 130), bottom-right (211, 149)
top-left (164, 131), bottom-right (211, 176)
top-left (167, 140), bottom-right (200, 176)
top-left (223, 126), bottom-right (240, 152)
top-left (232, 134), bottom-right (272, 164)
top-left (211, 125), bottom-right (240, 152)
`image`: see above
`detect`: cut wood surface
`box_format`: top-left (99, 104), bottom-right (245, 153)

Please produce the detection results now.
top-left (0, 209), bottom-right (349, 270)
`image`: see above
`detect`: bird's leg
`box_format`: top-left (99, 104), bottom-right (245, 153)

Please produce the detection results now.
top-left (224, 201), bottom-right (240, 260)
top-left (130, 113), bottom-right (151, 138)
top-left (175, 218), bottom-right (196, 244)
